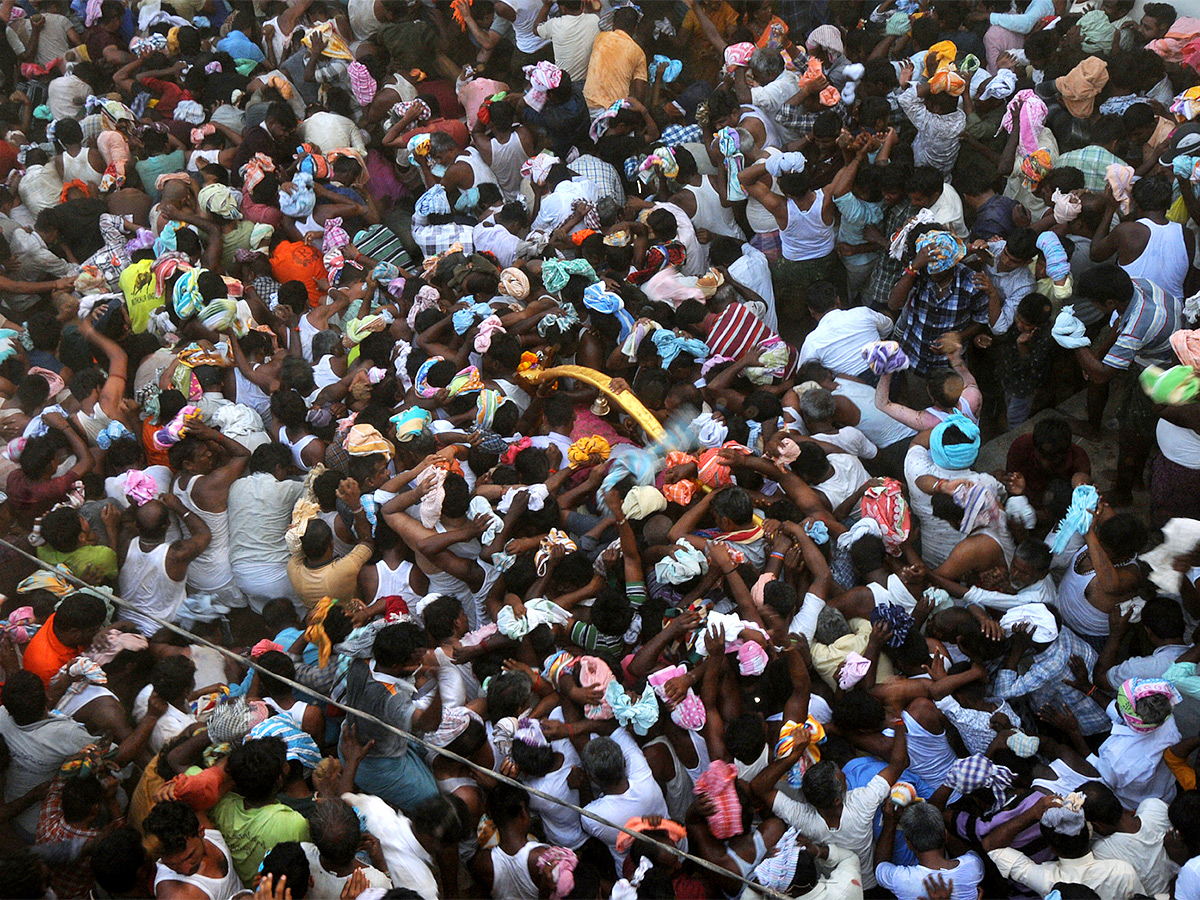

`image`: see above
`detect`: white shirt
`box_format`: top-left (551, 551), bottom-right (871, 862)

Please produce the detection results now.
top-left (904, 444), bottom-right (1003, 568)
top-left (47, 72), bottom-right (91, 121)
top-left (1088, 714), bottom-right (1182, 810)
top-left (1177, 856), bottom-right (1200, 900)
top-left (818, 426), bottom-right (878, 461)
top-left (987, 848), bottom-right (1144, 900)
top-left (530, 430), bottom-right (573, 463)
top-left (752, 70), bottom-right (802, 130)
top-left (581, 728), bottom-right (668, 873)
top-left (801, 308), bottom-right (893, 377)
top-left (876, 853), bottom-right (984, 900)
top-left (1092, 798), bottom-right (1178, 896)
top-left (536, 13), bottom-right (600, 83)
top-left (814, 452), bottom-right (870, 511)
top-left (772, 774), bottom-right (890, 890)
top-left (298, 112), bottom-right (366, 154)
top-left (728, 243), bottom-right (777, 332)
top-left (927, 183), bottom-right (968, 238)
top-left (963, 576), bottom-right (1057, 612)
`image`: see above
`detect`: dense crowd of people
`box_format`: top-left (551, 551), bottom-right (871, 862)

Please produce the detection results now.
top-left (9, 0), bottom-right (1200, 898)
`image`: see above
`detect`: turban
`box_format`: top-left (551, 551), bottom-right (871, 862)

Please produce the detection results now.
top-left (886, 12), bottom-right (911, 35)
top-left (568, 436), bottom-right (610, 467)
top-left (589, 98), bottom-right (630, 142)
top-left (776, 718), bottom-right (824, 787)
top-left (1042, 805), bottom-right (1088, 836)
top-left (1051, 305), bottom-right (1091, 349)
top-left (605, 682), bottom-right (658, 735)
top-left (929, 412), bottom-right (980, 470)
top-left (535, 528), bottom-right (578, 576)
top-left (654, 539), bottom-right (709, 585)
top-left (198, 181), bottom-right (242, 220)
top-left (172, 267), bottom-right (205, 319)
top-left (248, 716), bottom-right (323, 769)
top-left (542, 257), bottom-right (597, 293)
top-left (890, 782), bottom-right (919, 808)
top-left (615, 817), bottom-right (687, 853)
top-left (582, 282), bottom-right (635, 341)
top-left (173, 100), bottom-right (206, 124)
top-left (1007, 731), bottom-right (1041, 757)
top-left (391, 407), bottom-right (431, 441)
top-left (930, 63), bottom-right (966, 97)
top-left (999, 90), bottom-right (1048, 158)
top-left (737, 640), bottom-right (769, 676)
top-left (1050, 189), bottom-right (1082, 226)
top-left (1055, 56), bottom-right (1108, 118)
top-left (806, 24), bottom-right (844, 56)
top-left (415, 185), bottom-right (452, 218)
top-left (915, 230), bottom-right (965, 274)
top-left (207, 697), bottom-right (263, 745)
top-left (499, 267), bottom-right (529, 299)
top-left (279, 172), bottom-right (315, 218)
top-left (999, 602), bottom-right (1059, 643)
top-left (474, 314), bottom-right (506, 353)
top-left (1173, 329), bottom-right (1200, 369)
top-left (723, 41), bottom-right (755, 72)
top-left (347, 60), bottom-right (377, 106)
top-left (753, 827), bottom-right (805, 892)
top-left (196, 298), bottom-right (240, 333)
top-left (1078, 8), bottom-right (1117, 52)
top-left (838, 651), bottom-right (871, 689)
top-left (521, 151), bottom-right (560, 186)
top-left (345, 424), bottom-right (393, 459)
top-left (870, 602), bottom-right (914, 648)
top-left (954, 482), bottom-right (1002, 535)
top-left (426, 706), bottom-right (481, 747)
top-left (651, 329), bottom-right (708, 367)
top-left (538, 847), bottom-right (578, 900)
top-left (475, 389), bottom-right (503, 430)
top-left (925, 40), bottom-right (957, 72)
top-left (523, 60), bottom-right (562, 112)
top-left (1117, 677), bottom-right (1180, 732)
top-left (1173, 86), bottom-right (1200, 122)
top-left (715, 126), bottom-right (747, 201)
top-left (622, 485), bottom-right (666, 520)
top-left (1049, 483), bottom-right (1100, 554)
top-left (945, 755), bottom-right (1015, 813)
top-left (980, 68), bottom-right (1017, 101)
top-left (694, 760), bottom-right (741, 840)
top-left (251, 640), bottom-right (285, 658)
top-left (862, 340), bottom-right (909, 375)
top-left (637, 147), bottom-right (679, 182)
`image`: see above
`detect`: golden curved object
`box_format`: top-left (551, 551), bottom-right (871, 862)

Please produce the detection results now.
top-left (527, 365), bottom-right (665, 440)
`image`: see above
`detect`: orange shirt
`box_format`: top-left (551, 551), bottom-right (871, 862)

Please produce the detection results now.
top-left (143, 417), bottom-right (171, 469)
top-left (583, 30), bottom-right (648, 110)
top-left (271, 240), bottom-right (328, 306)
top-left (23, 613), bottom-right (79, 687)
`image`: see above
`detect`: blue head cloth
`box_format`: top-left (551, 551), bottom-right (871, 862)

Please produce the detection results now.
top-left (605, 682), bottom-right (659, 735)
top-left (929, 412), bottom-right (980, 470)
top-left (247, 715), bottom-right (322, 769)
top-left (279, 172), bottom-right (315, 218)
top-left (582, 282), bottom-right (635, 341)
top-left (452, 302), bottom-right (492, 335)
top-left (804, 520), bottom-right (829, 545)
top-left (1049, 484), bottom-right (1100, 554)
top-left (651, 329), bottom-right (709, 367)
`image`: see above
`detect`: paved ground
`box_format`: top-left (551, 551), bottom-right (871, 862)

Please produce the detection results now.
top-left (976, 387), bottom-right (1154, 526)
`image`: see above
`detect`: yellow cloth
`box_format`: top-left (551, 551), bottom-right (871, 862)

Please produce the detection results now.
top-left (926, 40), bottom-right (957, 74)
top-left (345, 424), bottom-right (393, 459)
top-left (567, 435), bottom-right (611, 467)
top-left (810, 619), bottom-right (895, 690)
top-left (304, 597), bottom-right (338, 668)
top-left (301, 21), bottom-right (353, 60)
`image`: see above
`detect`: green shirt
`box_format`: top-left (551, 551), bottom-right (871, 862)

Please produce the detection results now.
top-left (36, 544), bottom-right (118, 583)
top-left (120, 258), bottom-right (163, 334)
top-left (209, 793), bottom-right (310, 885)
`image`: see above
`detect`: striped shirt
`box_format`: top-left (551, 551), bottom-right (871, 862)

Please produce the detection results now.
top-left (704, 303), bottom-right (798, 378)
top-left (1102, 277), bottom-right (1182, 371)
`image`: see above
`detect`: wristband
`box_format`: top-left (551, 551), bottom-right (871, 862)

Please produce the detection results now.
top-left (1086, 685), bottom-right (1097, 697)
top-left (904, 264), bottom-right (919, 277)
top-left (770, 550), bottom-right (786, 561)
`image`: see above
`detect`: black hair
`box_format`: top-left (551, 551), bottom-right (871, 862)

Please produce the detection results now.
top-left (143, 800), bottom-right (200, 856)
top-left (260, 842), bottom-right (310, 900)
top-left (227, 737), bottom-right (287, 803)
top-left (373, 622), bottom-right (426, 669)
top-left (5, 671), bottom-right (49, 725)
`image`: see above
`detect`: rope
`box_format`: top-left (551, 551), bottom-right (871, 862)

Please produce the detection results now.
top-left (0, 535), bottom-right (793, 900)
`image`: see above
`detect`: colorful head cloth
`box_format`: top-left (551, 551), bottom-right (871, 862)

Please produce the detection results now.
top-left (605, 682), bottom-right (659, 735)
top-left (345, 424), bottom-right (393, 460)
top-left (347, 60), bottom-right (377, 106)
top-left (944, 755), bottom-right (1015, 813)
top-left (521, 151), bottom-right (560, 185)
top-left (753, 827), bottom-right (805, 892)
top-left (954, 482), bottom-right (1002, 534)
top-left (248, 715), bottom-right (323, 768)
top-left (1020, 148), bottom-right (1054, 191)
top-left (915, 230), bottom-right (965, 274)
top-left (391, 407), bottom-right (432, 441)
top-left (1055, 56), bottom-right (1108, 118)
top-left (775, 717), bottom-right (825, 788)
top-left (693, 760), bottom-right (741, 840)
top-left (499, 267), bottom-right (529, 299)
top-left (172, 267), bottom-right (205, 318)
top-left (542, 258), bottom-right (597, 293)
top-left (715, 126), bottom-right (747, 201)
top-left (1116, 678), bottom-right (1181, 733)
top-left (930, 412), bottom-right (981, 470)
top-left (998, 90), bottom-right (1048, 157)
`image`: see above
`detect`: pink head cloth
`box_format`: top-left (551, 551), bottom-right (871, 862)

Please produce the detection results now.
top-left (579, 656), bottom-right (615, 719)
top-left (251, 640), bottom-right (286, 658)
top-left (693, 760), bottom-right (742, 839)
top-left (839, 651), bottom-right (872, 689)
top-left (1000, 89), bottom-right (1049, 158)
top-left (474, 314), bottom-right (506, 353)
top-left (736, 640), bottom-right (769, 676)
top-left (1172, 330), bottom-right (1200, 369)
top-left (123, 469), bottom-right (159, 506)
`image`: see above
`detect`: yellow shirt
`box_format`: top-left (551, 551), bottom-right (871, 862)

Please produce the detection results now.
top-left (119, 258), bottom-right (163, 334)
top-left (287, 542), bottom-right (372, 611)
top-left (583, 30), bottom-right (648, 110)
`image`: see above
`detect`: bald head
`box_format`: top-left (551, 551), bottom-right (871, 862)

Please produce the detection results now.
top-left (135, 499), bottom-right (170, 539)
